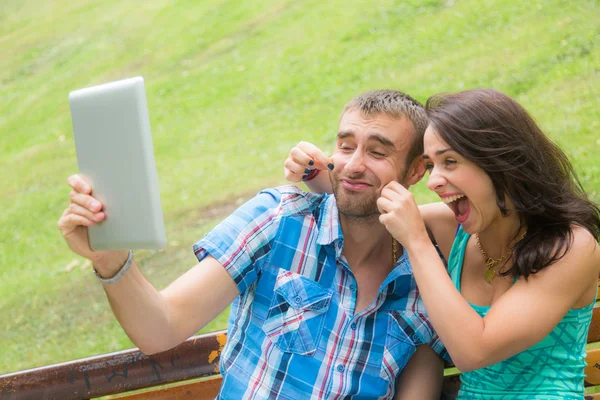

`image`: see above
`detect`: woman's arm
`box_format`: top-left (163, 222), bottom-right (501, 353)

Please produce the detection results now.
top-left (418, 202), bottom-right (458, 261)
top-left (406, 227), bottom-right (598, 371)
top-left (378, 182), bottom-right (600, 371)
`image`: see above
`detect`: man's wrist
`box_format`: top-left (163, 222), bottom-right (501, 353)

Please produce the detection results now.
top-left (91, 250), bottom-right (131, 278)
top-left (93, 250), bottom-right (134, 284)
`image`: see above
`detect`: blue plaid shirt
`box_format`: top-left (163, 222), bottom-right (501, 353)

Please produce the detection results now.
top-left (194, 185), bottom-right (447, 399)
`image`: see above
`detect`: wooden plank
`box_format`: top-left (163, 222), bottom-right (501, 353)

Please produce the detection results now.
top-left (0, 331), bottom-right (227, 400)
top-left (588, 306), bottom-right (600, 343)
top-left (113, 376), bottom-right (222, 400)
top-left (586, 349), bottom-right (600, 386)
top-left (109, 371), bottom-right (600, 400)
top-left (118, 375), bottom-right (459, 400)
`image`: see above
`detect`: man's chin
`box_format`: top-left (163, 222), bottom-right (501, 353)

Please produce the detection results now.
top-left (336, 198), bottom-right (380, 220)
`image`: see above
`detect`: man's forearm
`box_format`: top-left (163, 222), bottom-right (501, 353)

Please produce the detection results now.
top-left (97, 254), bottom-right (240, 355)
top-left (101, 261), bottom-right (175, 354)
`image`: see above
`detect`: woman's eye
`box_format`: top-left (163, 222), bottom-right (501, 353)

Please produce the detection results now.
top-left (444, 159), bottom-right (457, 166)
top-left (425, 163), bottom-right (434, 172)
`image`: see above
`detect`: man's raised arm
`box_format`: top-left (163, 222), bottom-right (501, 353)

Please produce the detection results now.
top-left (58, 174), bottom-right (238, 354)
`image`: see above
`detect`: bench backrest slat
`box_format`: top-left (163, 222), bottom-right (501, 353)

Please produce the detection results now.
top-left (113, 376), bottom-right (222, 400)
top-left (0, 332), bottom-right (225, 400)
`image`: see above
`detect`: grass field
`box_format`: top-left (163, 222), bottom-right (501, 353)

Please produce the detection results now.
top-left (1, 0), bottom-right (599, 375)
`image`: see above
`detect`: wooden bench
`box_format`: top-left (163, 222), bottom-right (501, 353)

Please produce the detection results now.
top-left (3, 281), bottom-right (600, 400)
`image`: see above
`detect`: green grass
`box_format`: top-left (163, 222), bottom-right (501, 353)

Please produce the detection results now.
top-left (1, 0), bottom-right (599, 375)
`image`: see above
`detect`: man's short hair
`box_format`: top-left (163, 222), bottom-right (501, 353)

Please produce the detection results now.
top-left (343, 90), bottom-right (428, 169)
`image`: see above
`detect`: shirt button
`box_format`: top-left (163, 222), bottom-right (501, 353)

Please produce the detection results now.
top-left (294, 296), bottom-right (301, 304)
top-left (351, 323), bottom-right (357, 330)
top-left (349, 284), bottom-right (356, 291)
top-left (337, 365), bottom-right (345, 372)
top-left (412, 334), bottom-right (419, 342)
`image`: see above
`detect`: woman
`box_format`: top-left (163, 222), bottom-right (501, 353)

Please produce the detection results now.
top-left (284, 89), bottom-right (600, 399)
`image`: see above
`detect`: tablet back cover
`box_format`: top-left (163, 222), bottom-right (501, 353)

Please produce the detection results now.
top-left (69, 77), bottom-right (166, 250)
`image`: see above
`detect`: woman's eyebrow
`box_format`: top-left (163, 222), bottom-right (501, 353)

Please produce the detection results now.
top-left (423, 148), bottom-right (453, 159)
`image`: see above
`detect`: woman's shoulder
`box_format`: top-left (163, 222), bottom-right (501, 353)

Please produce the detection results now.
top-left (533, 225), bottom-right (599, 270)
top-left (566, 225), bottom-right (600, 270)
top-left (530, 225), bottom-right (600, 308)
top-left (419, 202), bottom-right (458, 260)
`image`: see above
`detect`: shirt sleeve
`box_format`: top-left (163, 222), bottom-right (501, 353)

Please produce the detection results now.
top-left (428, 329), bottom-right (450, 362)
top-left (410, 293), bottom-right (451, 361)
top-left (192, 188), bottom-right (284, 294)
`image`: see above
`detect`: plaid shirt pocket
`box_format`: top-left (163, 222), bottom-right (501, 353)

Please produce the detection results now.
top-left (262, 270), bottom-right (332, 356)
top-left (380, 311), bottom-right (417, 384)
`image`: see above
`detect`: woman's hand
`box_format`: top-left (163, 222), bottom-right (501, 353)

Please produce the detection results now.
top-left (377, 181), bottom-right (429, 249)
top-left (284, 141), bottom-right (334, 194)
top-left (284, 141), bottom-right (333, 182)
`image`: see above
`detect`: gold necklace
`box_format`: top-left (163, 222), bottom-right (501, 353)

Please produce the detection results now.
top-left (476, 231), bottom-right (526, 284)
top-left (392, 238), bottom-right (398, 265)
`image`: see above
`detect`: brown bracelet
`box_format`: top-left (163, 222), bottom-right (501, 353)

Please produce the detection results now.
top-left (303, 169), bottom-right (321, 181)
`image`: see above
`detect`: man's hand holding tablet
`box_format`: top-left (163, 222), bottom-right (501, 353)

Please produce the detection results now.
top-left (60, 77), bottom-right (166, 282)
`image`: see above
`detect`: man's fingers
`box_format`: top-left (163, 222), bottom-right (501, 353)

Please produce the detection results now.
top-left (59, 213), bottom-right (95, 233)
top-left (58, 203), bottom-right (103, 235)
top-left (67, 174), bottom-right (92, 194)
top-left (68, 203), bottom-right (104, 223)
top-left (70, 190), bottom-right (103, 213)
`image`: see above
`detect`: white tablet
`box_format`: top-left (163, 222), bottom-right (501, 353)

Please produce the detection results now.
top-left (69, 77), bottom-right (167, 251)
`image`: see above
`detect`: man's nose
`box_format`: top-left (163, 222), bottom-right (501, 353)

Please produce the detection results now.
top-left (345, 151), bottom-right (367, 174)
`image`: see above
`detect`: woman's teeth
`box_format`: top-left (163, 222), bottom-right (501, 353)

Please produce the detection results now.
top-left (442, 194), bottom-right (465, 204)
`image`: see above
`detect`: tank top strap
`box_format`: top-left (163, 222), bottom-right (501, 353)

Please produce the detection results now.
top-left (447, 225), bottom-right (470, 293)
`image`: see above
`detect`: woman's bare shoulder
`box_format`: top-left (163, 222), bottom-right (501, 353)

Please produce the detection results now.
top-left (567, 225), bottom-right (600, 271)
top-left (419, 202), bottom-right (458, 260)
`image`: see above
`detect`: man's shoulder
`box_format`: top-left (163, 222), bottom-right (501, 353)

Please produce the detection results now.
top-left (258, 185), bottom-right (328, 217)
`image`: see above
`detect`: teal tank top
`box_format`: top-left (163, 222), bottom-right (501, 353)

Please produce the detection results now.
top-left (448, 226), bottom-right (594, 399)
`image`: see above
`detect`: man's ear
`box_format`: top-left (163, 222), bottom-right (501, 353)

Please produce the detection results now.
top-left (405, 156), bottom-right (426, 187)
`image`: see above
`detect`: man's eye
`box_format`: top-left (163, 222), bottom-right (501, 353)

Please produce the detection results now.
top-left (371, 152), bottom-right (385, 157)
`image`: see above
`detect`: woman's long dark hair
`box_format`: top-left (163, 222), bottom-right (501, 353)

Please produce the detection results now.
top-left (425, 89), bottom-right (600, 278)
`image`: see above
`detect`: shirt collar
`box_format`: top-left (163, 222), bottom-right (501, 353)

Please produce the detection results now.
top-left (314, 194), bottom-right (413, 280)
top-left (315, 193), bottom-right (343, 247)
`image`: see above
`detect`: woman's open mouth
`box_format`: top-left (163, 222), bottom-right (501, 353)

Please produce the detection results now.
top-left (442, 194), bottom-right (470, 223)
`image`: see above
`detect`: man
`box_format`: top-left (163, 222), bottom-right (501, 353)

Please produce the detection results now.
top-left (58, 90), bottom-right (447, 399)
